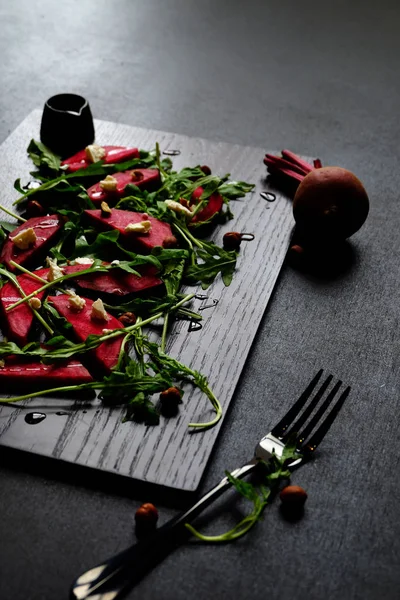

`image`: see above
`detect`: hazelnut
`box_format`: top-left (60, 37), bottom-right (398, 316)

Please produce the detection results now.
top-left (131, 170), bottom-right (144, 182)
top-left (279, 485), bottom-right (308, 508)
top-left (160, 387), bottom-right (182, 417)
top-left (26, 200), bottom-right (45, 218)
top-left (223, 232), bottom-right (242, 252)
top-left (118, 312), bottom-right (136, 326)
top-left (160, 387), bottom-right (181, 404)
top-left (135, 503), bottom-right (159, 530)
top-left (100, 201), bottom-right (112, 217)
top-left (289, 244), bottom-right (304, 255)
top-left (162, 235), bottom-right (177, 249)
top-left (29, 297), bottom-right (42, 310)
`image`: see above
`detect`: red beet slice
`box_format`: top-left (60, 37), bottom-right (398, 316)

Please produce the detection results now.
top-left (84, 209), bottom-right (177, 253)
top-left (48, 295), bottom-right (124, 374)
top-left (61, 145), bottom-right (140, 173)
top-left (87, 168), bottom-right (161, 203)
top-left (62, 263), bottom-right (162, 296)
top-left (0, 261), bottom-right (160, 347)
top-left (190, 187), bottom-right (224, 224)
top-left (0, 215), bottom-right (62, 271)
top-left (71, 265), bottom-right (162, 296)
top-left (0, 267), bottom-right (49, 346)
top-left (0, 356), bottom-right (93, 388)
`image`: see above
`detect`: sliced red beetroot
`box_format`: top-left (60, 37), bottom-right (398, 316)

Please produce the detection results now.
top-left (84, 209), bottom-right (177, 253)
top-left (0, 356), bottom-right (93, 388)
top-left (0, 262), bottom-right (160, 348)
top-left (61, 145), bottom-right (140, 173)
top-left (0, 215), bottom-right (62, 271)
top-left (69, 264), bottom-right (162, 296)
top-left (190, 187), bottom-right (224, 224)
top-left (86, 168), bottom-right (161, 203)
top-left (0, 267), bottom-right (49, 346)
top-left (48, 295), bottom-right (124, 374)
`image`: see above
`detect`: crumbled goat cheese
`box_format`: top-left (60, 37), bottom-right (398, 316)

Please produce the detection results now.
top-left (46, 257), bottom-right (64, 282)
top-left (91, 298), bottom-right (108, 322)
top-left (124, 220), bottom-right (152, 234)
top-left (68, 292), bottom-right (86, 311)
top-left (85, 144), bottom-right (106, 163)
top-left (165, 199), bottom-right (193, 217)
top-left (10, 227), bottom-right (37, 250)
top-left (99, 175), bottom-right (118, 192)
top-left (74, 257), bottom-right (94, 266)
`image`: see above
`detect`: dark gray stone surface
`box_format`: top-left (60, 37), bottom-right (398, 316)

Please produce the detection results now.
top-left (1, 1), bottom-right (399, 599)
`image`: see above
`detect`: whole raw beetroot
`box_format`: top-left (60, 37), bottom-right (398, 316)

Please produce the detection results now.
top-left (293, 167), bottom-right (369, 240)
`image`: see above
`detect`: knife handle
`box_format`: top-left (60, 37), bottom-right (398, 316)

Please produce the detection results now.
top-left (70, 460), bottom-right (258, 599)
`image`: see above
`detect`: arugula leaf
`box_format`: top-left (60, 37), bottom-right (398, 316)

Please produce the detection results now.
top-left (72, 230), bottom-right (161, 269)
top-left (13, 176), bottom-right (89, 207)
top-left (116, 190), bottom-right (149, 213)
top-left (185, 247), bottom-right (237, 289)
top-left (0, 340), bottom-right (48, 359)
top-left (13, 179), bottom-right (25, 195)
top-left (281, 433), bottom-right (300, 461)
top-left (162, 259), bottom-right (185, 296)
top-left (225, 473), bottom-right (260, 502)
top-left (123, 392), bottom-right (160, 425)
top-left (27, 139), bottom-right (61, 173)
top-left (104, 295), bottom-right (179, 317)
top-left (218, 180), bottom-right (255, 199)
top-left (43, 301), bottom-right (73, 334)
top-left (100, 369), bottom-right (169, 404)
top-left (98, 356), bottom-right (170, 425)
top-left (143, 339), bottom-right (222, 428)
top-left (117, 191), bottom-right (174, 224)
top-left (45, 334), bottom-right (76, 348)
top-left (0, 222), bottom-right (17, 252)
top-left (151, 246), bottom-right (189, 262)
top-left (0, 221), bottom-right (18, 233)
top-left (0, 341), bottom-right (28, 358)
top-left (48, 219), bottom-right (82, 262)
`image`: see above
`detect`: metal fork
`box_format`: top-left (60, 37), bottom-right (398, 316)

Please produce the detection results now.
top-left (70, 369), bottom-right (350, 600)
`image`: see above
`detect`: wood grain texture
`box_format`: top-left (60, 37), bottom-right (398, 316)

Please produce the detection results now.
top-left (0, 110), bottom-right (294, 491)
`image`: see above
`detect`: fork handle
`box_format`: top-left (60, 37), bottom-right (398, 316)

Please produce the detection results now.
top-left (70, 459), bottom-right (258, 600)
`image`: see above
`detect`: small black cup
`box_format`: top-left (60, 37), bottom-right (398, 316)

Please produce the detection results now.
top-left (40, 93), bottom-right (95, 159)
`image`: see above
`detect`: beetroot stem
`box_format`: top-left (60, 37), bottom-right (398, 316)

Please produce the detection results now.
top-left (264, 156), bottom-right (309, 176)
top-left (281, 150), bottom-right (314, 173)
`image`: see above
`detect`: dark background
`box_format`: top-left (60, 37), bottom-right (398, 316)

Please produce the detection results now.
top-left (1, 1), bottom-right (399, 599)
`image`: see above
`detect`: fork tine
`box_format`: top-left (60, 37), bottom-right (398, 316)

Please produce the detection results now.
top-left (282, 373), bottom-right (334, 441)
top-left (271, 369), bottom-right (323, 438)
top-left (297, 379), bottom-right (342, 444)
top-left (301, 385), bottom-right (351, 452)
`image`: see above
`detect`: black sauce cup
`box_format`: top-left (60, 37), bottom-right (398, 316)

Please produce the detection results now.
top-left (40, 93), bottom-right (95, 159)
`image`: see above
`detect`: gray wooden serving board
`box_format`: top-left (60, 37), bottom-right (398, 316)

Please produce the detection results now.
top-left (0, 110), bottom-right (294, 492)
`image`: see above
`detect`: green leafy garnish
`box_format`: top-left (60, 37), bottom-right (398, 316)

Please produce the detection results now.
top-left (184, 246), bottom-right (237, 289)
top-left (27, 139), bottom-right (61, 174)
top-left (185, 437), bottom-right (300, 542)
